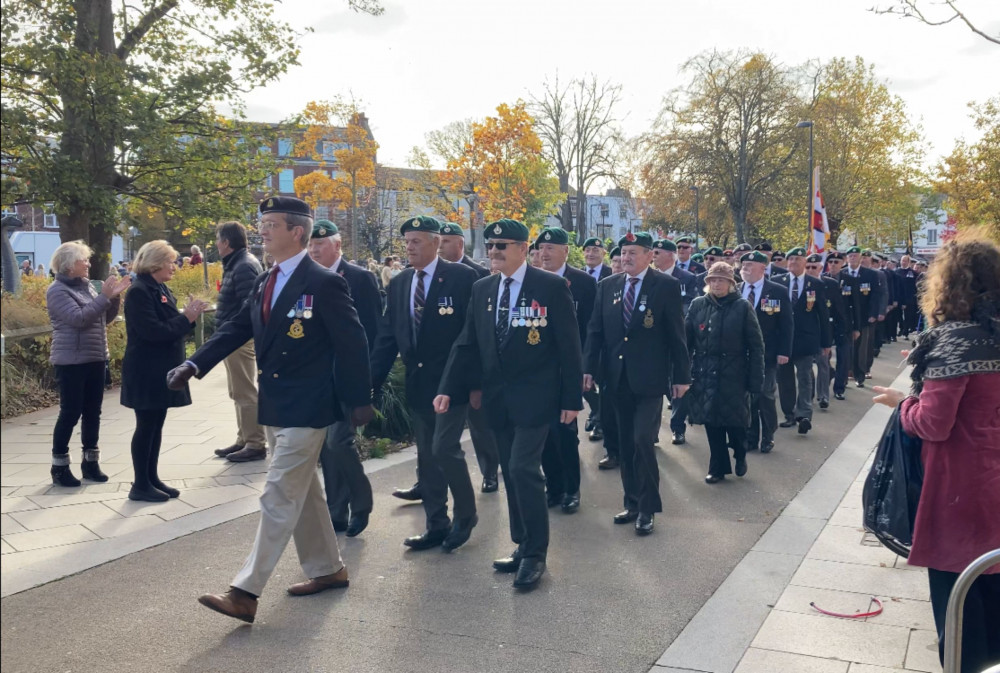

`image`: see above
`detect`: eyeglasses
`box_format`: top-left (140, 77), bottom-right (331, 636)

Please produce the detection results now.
top-left (485, 242), bottom-right (511, 250)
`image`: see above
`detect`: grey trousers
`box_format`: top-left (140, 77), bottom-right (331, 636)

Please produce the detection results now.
top-left (778, 354), bottom-right (816, 422)
top-left (411, 405), bottom-right (477, 532)
top-left (748, 362), bottom-right (779, 448)
top-left (814, 350), bottom-right (832, 403)
top-left (319, 419), bottom-right (373, 524)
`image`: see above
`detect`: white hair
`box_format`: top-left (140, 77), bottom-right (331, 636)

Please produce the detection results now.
top-left (50, 240), bottom-right (92, 275)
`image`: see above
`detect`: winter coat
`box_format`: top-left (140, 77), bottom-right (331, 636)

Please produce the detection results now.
top-left (684, 291), bottom-right (765, 428)
top-left (120, 273), bottom-right (194, 410)
top-left (46, 274), bottom-right (120, 366)
top-left (215, 248), bottom-right (263, 327)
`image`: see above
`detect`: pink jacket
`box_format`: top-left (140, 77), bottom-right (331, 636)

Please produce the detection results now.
top-left (901, 372), bottom-right (1000, 573)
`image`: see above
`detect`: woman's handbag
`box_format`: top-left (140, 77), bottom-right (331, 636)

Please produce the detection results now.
top-left (861, 406), bottom-right (924, 558)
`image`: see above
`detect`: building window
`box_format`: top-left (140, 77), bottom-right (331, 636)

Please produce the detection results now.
top-left (315, 206), bottom-right (330, 220)
top-left (599, 204), bottom-right (609, 218)
top-left (278, 169), bottom-right (294, 193)
top-left (322, 141), bottom-right (336, 160)
top-left (619, 205), bottom-right (628, 219)
top-left (1, 205), bottom-right (16, 219)
top-left (926, 229), bottom-right (937, 244)
top-left (278, 139), bottom-right (293, 156)
top-left (43, 204), bottom-right (58, 228)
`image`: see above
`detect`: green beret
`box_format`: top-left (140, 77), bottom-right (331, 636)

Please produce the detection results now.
top-left (609, 246), bottom-right (621, 259)
top-left (260, 196), bottom-right (311, 217)
top-left (529, 238), bottom-right (539, 250)
top-left (846, 246), bottom-right (862, 254)
top-left (740, 251), bottom-right (768, 265)
top-left (861, 248), bottom-right (873, 257)
top-left (703, 246), bottom-right (725, 257)
top-left (312, 219), bottom-right (339, 238)
top-left (691, 253), bottom-right (705, 263)
top-left (618, 231), bottom-right (654, 249)
top-left (675, 236), bottom-right (695, 245)
top-left (652, 239), bottom-right (677, 252)
top-left (754, 242), bottom-right (773, 252)
top-left (786, 247), bottom-right (807, 258)
top-left (827, 251), bottom-right (845, 260)
top-left (806, 253), bottom-right (823, 263)
top-left (771, 252), bottom-right (786, 261)
top-left (537, 227), bottom-right (569, 245)
top-left (485, 218), bottom-right (529, 242)
top-left (400, 215), bottom-right (441, 235)
top-left (582, 237), bottom-right (605, 249)
top-left (438, 221), bottom-right (464, 237)
top-left (734, 243), bottom-right (752, 254)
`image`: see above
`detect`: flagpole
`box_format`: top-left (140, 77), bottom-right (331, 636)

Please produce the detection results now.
top-left (797, 120), bottom-right (815, 250)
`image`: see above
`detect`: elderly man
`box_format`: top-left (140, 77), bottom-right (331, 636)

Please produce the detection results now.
top-left (436, 218), bottom-right (583, 590)
top-left (168, 196), bottom-right (374, 623)
top-left (582, 237), bottom-right (613, 282)
top-left (306, 219), bottom-right (380, 537)
top-left (584, 232), bottom-right (690, 535)
top-left (843, 246), bottom-right (881, 386)
top-left (674, 236), bottom-right (705, 274)
top-left (806, 253), bottom-right (850, 410)
top-left (213, 221), bottom-right (267, 463)
top-left (824, 252), bottom-right (861, 401)
top-left (537, 226), bottom-right (595, 514)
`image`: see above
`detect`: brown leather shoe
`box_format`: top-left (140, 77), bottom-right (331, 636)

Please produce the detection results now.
top-left (197, 587), bottom-right (257, 623)
top-left (226, 446), bottom-right (267, 463)
top-left (286, 567), bottom-right (349, 596)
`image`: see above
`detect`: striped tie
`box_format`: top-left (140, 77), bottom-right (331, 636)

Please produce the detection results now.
top-left (496, 277), bottom-right (513, 342)
top-left (748, 285), bottom-right (756, 309)
top-left (792, 276), bottom-right (799, 303)
top-left (413, 270), bottom-right (426, 338)
top-left (623, 277), bottom-right (639, 329)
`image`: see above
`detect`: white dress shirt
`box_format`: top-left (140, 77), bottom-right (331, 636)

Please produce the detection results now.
top-left (409, 256), bottom-right (439, 319)
top-left (328, 256), bottom-right (343, 275)
top-left (270, 249), bottom-right (309, 310)
top-left (624, 266), bottom-right (650, 301)
top-left (554, 263), bottom-right (567, 278)
top-left (585, 264), bottom-right (601, 280)
top-left (496, 261), bottom-right (528, 326)
top-left (787, 272), bottom-right (806, 301)
top-left (742, 278), bottom-right (764, 304)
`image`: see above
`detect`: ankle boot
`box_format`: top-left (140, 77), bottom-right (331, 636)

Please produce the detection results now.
top-left (81, 448), bottom-right (109, 483)
top-left (51, 454), bottom-right (81, 487)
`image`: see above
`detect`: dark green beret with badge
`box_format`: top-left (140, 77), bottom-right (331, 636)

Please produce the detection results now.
top-left (786, 247), bottom-right (807, 258)
top-left (734, 243), bottom-right (752, 254)
top-left (312, 219), bottom-right (339, 238)
top-left (691, 252), bottom-right (705, 263)
top-left (675, 236), bottom-right (695, 245)
top-left (438, 220), bottom-right (464, 237)
top-left (771, 252), bottom-right (785, 261)
top-left (754, 242), bottom-right (773, 252)
top-left (260, 196), bottom-right (311, 217)
top-left (485, 218), bottom-right (529, 241)
top-left (827, 251), bottom-right (845, 260)
top-left (806, 253), bottom-right (823, 263)
top-left (537, 227), bottom-right (569, 245)
top-left (861, 248), bottom-right (873, 257)
top-left (609, 246), bottom-right (621, 259)
top-left (846, 246), bottom-right (862, 254)
top-left (400, 215), bottom-right (441, 235)
top-left (652, 239), bottom-right (677, 252)
top-left (582, 237), bottom-right (605, 249)
top-left (703, 246), bottom-right (725, 257)
top-left (741, 251), bottom-right (768, 265)
top-left (618, 231), bottom-right (654, 249)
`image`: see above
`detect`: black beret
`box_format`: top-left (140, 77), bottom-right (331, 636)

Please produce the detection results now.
top-left (400, 215), bottom-right (441, 235)
top-left (485, 218), bottom-right (530, 242)
top-left (537, 227), bottom-right (569, 245)
top-left (827, 251), bottom-right (845, 261)
top-left (609, 246), bottom-right (621, 258)
top-left (754, 242), bottom-right (773, 252)
top-left (806, 254), bottom-right (823, 263)
top-left (652, 239), bottom-right (677, 252)
top-left (260, 196), bottom-right (311, 217)
top-left (734, 243), bottom-right (752, 253)
top-left (771, 252), bottom-right (786, 261)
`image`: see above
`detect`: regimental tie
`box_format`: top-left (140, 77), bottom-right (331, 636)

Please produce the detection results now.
top-left (748, 285), bottom-right (757, 310)
top-left (623, 277), bottom-right (639, 329)
top-left (261, 267), bottom-right (278, 324)
top-left (413, 269), bottom-right (426, 339)
top-left (792, 276), bottom-right (800, 303)
top-left (496, 277), bottom-right (513, 343)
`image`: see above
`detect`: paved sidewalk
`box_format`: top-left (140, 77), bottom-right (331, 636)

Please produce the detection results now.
top-left (0, 367), bottom-right (416, 597)
top-left (654, 366), bottom-right (942, 673)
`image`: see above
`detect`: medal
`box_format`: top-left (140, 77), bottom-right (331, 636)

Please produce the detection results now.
top-left (302, 295), bottom-right (314, 319)
top-left (643, 309), bottom-right (654, 328)
top-left (439, 307), bottom-right (447, 315)
top-left (287, 308), bottom-right (296, 318)
top-left (638, 295), bottom-right (647, 313)
top-left (527, 326), bottom-right (541, 345)
top-left (287, 319), bottom-right (304, 339)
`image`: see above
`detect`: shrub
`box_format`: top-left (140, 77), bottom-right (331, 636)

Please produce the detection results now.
top-left (363, 358), bottom-right (412, 442)
top-left (166, 263), bottom-right (222, 306)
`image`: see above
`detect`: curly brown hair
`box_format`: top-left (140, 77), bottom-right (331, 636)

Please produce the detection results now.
top-left (919, 227), bottom-right (1000, 328)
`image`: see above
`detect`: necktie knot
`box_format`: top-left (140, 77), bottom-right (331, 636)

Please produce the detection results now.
top-left (504, 277), bottom-right (513, 288)
top-left (417, 269), bottom-right (426, 279)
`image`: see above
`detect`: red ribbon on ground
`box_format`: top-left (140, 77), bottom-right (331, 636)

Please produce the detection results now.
top-left (810, 597), bottom-right (883, 619)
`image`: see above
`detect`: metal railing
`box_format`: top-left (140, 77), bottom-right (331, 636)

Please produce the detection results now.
top-left (943, 548), bottom-right (1000, 673)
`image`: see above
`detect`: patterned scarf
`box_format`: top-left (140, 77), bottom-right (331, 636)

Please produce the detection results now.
top-left (907, 297), bottom-right (1000, 394)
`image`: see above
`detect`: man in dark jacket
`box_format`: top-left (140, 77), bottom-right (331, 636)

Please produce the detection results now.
top-left (895, 254), bottom-right (919, 338)
top-left (307, 220), bottom-right (378, 537)
top-left (675, 236), bottom-right (705, 274)
top-left (807, 254), bottom-right (850, 409)
top-left (580, 237), bottom-right (613, 447)
top-left (538, 226), bottom-right (595, 514)
top-left (584, 232), bottom-right (690, 536)
top-left (213, 221), bottom-right (266, 462)
top-left (738, 251), bottom-right (792, 453)
top-left (370, 216), bottom-right (480, 552)
top-left (844, 247), bottom-right (881, 386)
top-left (825, 252), bottom-right (862, 401)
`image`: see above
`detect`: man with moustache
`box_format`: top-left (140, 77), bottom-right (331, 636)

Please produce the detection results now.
top-left (307, 219), bottom-right (379, 537)
top-left (824, 252), bottom-right (861, 401)
top-left (436, 219), bottom-right (582, 590)
top-left (844, 246), bottom-right (881, 386)
top-left (536, 227), bottom-right (594, 513)
top-left (370, 216), bottom-right (480, 552)
top-left (584, 231), bottom-right (690, 536)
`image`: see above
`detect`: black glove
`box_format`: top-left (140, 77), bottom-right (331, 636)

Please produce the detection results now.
top-left (166, 363), bottom-right (196, 390)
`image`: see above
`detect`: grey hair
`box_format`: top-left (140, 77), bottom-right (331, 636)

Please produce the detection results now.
top-left (284, 213), bottom-right (314, 247)
top-left (50, 240), bottom-right (93, 275)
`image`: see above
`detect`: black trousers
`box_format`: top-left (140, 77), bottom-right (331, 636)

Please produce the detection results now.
top-left (833, 333), bottom-right (853, 395)
top-left (52, 361), bottom-right (106, 455)
top-left (466, 403), bottom-right (499, 481)
top-left (542, 416), bottom-right (581, 497)
top-left (319, 418), bottom-right (373, 524)
top-left (131, 408), bottom-right (168, 489)
top-left (411, 406), bottom-right (477, 532)
top-left (705, 425), bottom-right (746, 477)
top-left (853, 325), bottom-right (874, 382)
top-left (613, 377), bottom-right (664, 515)
top-left (494, 423), bottom-right (550, 560)
top-left (748, 363), bottom-right (779, 450)
top-left (927, 568), bottom-right (1000, 673)
top-left (669, 389), bottom-right (688, 435)
top-left (599, 383), bottom-right (620, 459)
top-left (583, 387), bottom-right (600, 425)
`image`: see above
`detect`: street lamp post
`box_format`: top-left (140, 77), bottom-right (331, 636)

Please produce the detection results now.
top-left (689, 185), bottom-right (700, 251)
top-left (797, 120), bottom-right (814, 248)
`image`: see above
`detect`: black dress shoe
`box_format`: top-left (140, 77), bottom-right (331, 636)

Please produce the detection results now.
top-left (598, 455), bottom-right (620, 470)
top-left (481, 477), bottom-right (498, 493)
top-left (214, 443), bottom-right (244, 458)
top-left (779, 418), bottom-right (797, 428)
top-left (442, 514), bottom-right (478, 552)
top-left (128, 485), bottom-right (169, 502)
top-left (798, 418), bottom-right (812, 435)
top-left (635, 514), bottom-right (654, 536)
top-left (512, 558), bottom-right (546, 589)
top-left (613, 509), bottom-right (639, 524)
top-left (588, 429), bottom-right (603, 442)
top-left (561, 493), bottom-right (580, 514)
top-left (856, 380), bottom-right (866, 388)
top-left (332, 519), bottom-right (348, 533)
top-left (584, 417), bottom-right (595, 433)
top-left (760, 441), bottom-right (775, 454)
top-left (705, 474), bottom-right (724, 484)
top-left (403, 529), bottom-right (448, 550)
top-left (671, 432), bottom-right (686, 445)
top-left (819, 400), bottom-right (829, 409)
top-left (735, 458), bottom-right (747, 477)
top-left (835, 392), bottom-right (846, 401)
top-left (345, 511), bottom-right (369, 537)
top-left (546, 491), bottom-right (564, 508)
top-left (493, 549), bottom-right (522, 573)
top-left (392, 485), bottom-right (423, 501)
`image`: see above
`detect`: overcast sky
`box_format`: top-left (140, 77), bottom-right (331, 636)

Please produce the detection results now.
top-left (241, 0), bottom-right (999, 173)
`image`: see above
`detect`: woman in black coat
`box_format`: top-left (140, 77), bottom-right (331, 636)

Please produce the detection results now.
top-left (122, 241), bottom-right (208, 502)
top-left (685, 263), bottom-right (765, 483)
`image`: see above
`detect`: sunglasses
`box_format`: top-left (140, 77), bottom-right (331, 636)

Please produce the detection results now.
top-left (485, 242), bottom-right (513, 250)
top-left (677, 244), bottom-right (692, 250)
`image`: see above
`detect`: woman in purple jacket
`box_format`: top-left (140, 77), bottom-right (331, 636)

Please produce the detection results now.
top-left (46, 241), bottom-right (131, 486)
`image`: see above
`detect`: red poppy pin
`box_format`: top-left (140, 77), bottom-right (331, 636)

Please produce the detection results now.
top-left (160, 295), bottom-right (168, 304)
top-left (625, 231), bottom-right (636, 242)
top-left (699, 323), bottom-right (706, 331)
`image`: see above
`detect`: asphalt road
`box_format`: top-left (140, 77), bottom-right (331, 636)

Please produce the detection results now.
top-left (0, 341), bottom-right (907, 673)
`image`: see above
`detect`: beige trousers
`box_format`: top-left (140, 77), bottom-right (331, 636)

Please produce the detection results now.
top-left (222, 340), bottom-right (266, 450)
top-left (231, 426), bottom-right (344, 596)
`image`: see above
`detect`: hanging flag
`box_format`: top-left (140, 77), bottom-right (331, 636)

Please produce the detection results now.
top-left (808, 166), bottom-right (830, 256)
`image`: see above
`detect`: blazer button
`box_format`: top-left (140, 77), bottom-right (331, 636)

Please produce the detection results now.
top-left (619, 355), bottom-right (623, 360)
top-left (624, 337), bottom-right (628, 342)
top-left (257, 369), bottom-right (262, 375)
top-left (273, 373), bottom-right (279, 378)
top-left (418, 363), bottom-right (423, 368)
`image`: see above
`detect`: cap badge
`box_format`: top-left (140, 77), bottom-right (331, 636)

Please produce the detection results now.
top-left (494, 224), bottom-right (502, 235)
top-left (544, 232), bottom-right (551, 241)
